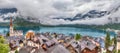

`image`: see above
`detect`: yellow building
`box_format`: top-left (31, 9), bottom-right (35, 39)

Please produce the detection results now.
top-left (25, 30), bottom-right (35, 40)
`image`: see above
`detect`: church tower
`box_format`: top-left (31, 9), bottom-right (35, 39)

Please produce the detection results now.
top-left (10, 17), bottom-right (14, 36)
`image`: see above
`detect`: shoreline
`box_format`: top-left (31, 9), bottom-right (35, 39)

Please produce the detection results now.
top-left (0, 26), bottom-right (116, 38)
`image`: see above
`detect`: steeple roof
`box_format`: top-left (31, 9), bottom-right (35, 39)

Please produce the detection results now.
top-left (10, 17), bottom-right (13, 27)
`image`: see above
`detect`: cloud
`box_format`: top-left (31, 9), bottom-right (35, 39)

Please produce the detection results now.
top-left (0, 0), bottom-right (14, 8)
top-left (0, 0), bottom-right (120, 25)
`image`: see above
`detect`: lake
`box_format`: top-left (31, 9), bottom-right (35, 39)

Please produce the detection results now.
top-left (0, 26), bottom-right (116, 37)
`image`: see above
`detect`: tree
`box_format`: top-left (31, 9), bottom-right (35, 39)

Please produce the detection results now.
top-left (113, 35), bottom-right (117, 46)
top-left (118, 50), bottom-right (120, 53)
top-left (75, 33), bottom-right (81, 41)
top-left (13, 26), bottom-right (17, 30)
top-left (0, 36), bottom-right (9, 53)
top-left (105, 32), bottom-right (111, 53)
top-left (112, 35), bottom-right (117, 53)
top-left (0, 35), bottom-right (5, 43)
top-left (6, 32), bottom-right (10, 37)
top-left (113, 49), bottom-right (116, 53)
top-left (0, 43), bottom-right (9, 53)
top-left (15, 50), bottom-right (18, 53)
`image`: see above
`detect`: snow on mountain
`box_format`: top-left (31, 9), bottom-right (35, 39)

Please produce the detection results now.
top-left (0, 8), bottom-right (18, 22)
top-left (0, 0), bottom-right (120, 25)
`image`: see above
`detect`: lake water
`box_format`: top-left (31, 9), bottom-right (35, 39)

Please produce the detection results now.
top-left (0, 26), bottom-right (115, 37)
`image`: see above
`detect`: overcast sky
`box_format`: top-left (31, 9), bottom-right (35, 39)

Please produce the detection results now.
top-left (0, 0), bottom-right (120, 25)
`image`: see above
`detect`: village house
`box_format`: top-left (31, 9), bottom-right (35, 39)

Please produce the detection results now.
top-left (80, 40), bottom-right (99, 53)
top-left (70, 40), bottom-right (81, 53)
top-left (66, 36), bottom-right (100, 53)
top-left (94, 37), bottom-right (106, 53)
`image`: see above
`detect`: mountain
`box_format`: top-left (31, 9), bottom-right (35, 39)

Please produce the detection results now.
top-left (0, 8), bottom-right (120, 29)
top-left (0, 0), bottom-right (120, 30)
top-left (0, 0), bottom-right (120, 25)
top-left (0, 8), bottom-right (17, 15)
top-left (51, 0), bottom-right (120, 25)
top-left (0, 8), bottom-right (18, 23)
top-left (53, 10), bottom-right (108, 21)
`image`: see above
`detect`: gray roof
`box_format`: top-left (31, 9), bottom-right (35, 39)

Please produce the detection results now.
top-left (19, 46), bottom-right (47, 53)
top-left (19, 44), bottom-right (70, 53)
top-left (40, 35), bottom-right (49, 40)
top-left (51, 45), bottom-right (70, 53)
top-left (8, 36), bottom-right (24, 40)
top-left (19, 46), bottom-right (32, 53)
top-left (80, 40), bottom-right (96, 51)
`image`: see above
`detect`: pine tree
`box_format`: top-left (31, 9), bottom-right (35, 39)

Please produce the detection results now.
top-left (75, 33), bottom-right (81, 41)
top-left (6, 32), bottom-right (10, 37)
top-left (114, 35), bottom-right (117, 46)
top-left (105, 32), bottom-right (111, 53)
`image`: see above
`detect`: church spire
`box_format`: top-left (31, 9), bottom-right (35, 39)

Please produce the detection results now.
top-left (10, 17), bottom-right (13, 27)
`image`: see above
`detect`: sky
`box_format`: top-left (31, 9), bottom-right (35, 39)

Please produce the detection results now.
top-left (0, 0), bottom-right (120, 25)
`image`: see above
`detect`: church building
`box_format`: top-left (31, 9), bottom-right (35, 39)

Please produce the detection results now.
top-left (9, 17), bottom-right (23, 36)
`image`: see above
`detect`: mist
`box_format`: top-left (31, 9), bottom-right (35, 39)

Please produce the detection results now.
top-left (0, 0), bottom-right (120, 25)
